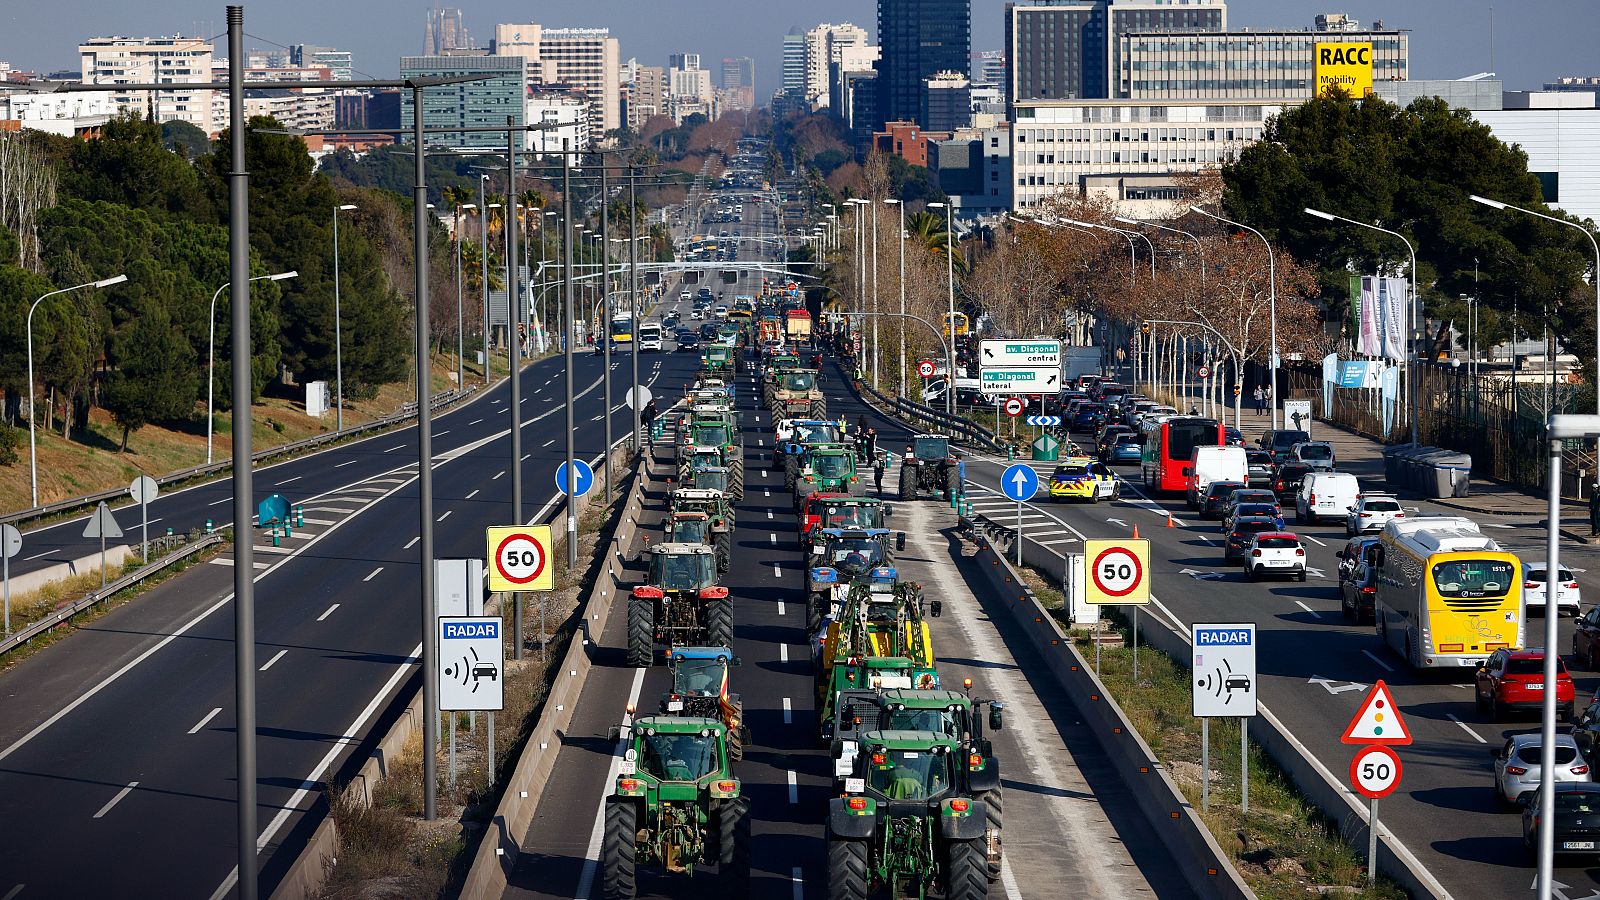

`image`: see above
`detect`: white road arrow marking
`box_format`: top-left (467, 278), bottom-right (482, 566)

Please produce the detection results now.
top-left (1106, 518), bottom-right (1128, 528)
top-left (1307, 675), bottom-right (1367, 695)
top-left (1305, 566), bottom-right (1327, 580)
top-left (1180, 568), bottom-right (1225, 581)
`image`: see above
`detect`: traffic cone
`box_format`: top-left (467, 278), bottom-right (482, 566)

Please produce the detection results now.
top-left (1131, 524), bottom-right (1140, 539)
top-left (1166, 512), bottom-right (1174, 528)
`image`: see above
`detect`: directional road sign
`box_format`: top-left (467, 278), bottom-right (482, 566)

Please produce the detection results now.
top-left (0, 524), bottom-right (19, 560)
top-left (980, 339), bottom-right (1061, 368)
top-left (1085, 539), bottom-right (1151, 605)
top-left (1349, 744), bottom-right (1403, 799)
top-left (1003, 397), bottom-right (1025, 418)
top-left (1191, 622), bottom-right (1257, 717)
top-left (487, 525), bottom-right (556, 592)
top-left (978, 368), bottom-right (1059, 395)
top-left (438, 616), bottom-right (505, 712)
top-left (1340, 680), bottom-right (1412, 745)
top-left (917, 360), bottom-right (936, 379)
top-left (999, 463), bottom-right (1039, 502)
top-left (555, 459), bottom-right (595, 498)
top-left (1025, 416), bottom-right (1061, 427)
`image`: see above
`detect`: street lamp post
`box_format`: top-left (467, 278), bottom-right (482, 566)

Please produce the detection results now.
top-left (1304, 207), bottom-right (1417, 443)
top-left (928, 201), bottom-right (958, 416)
top-left (1194, 207), bottom-right (1281, 431)
top-left (884, 198), bottom-right (906, 395)
top-left (207, 271), bottom-right (298, 466)
top-left (27, 275), bottom-right (127, 504)
top-left (333, 204), bottom-right (357, 431)
top-left (478, 175), bottom-right (491, 383)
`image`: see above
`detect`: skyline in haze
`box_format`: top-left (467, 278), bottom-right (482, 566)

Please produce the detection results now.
top-left (3, 1), bottom-right (1595, 101)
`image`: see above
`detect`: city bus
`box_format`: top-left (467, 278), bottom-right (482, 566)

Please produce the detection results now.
top-left (942, 311), bottom-right (970, 337)
top-left (1375, 517), bottom-right (1522, 669)
top-left (1139, 416), bottom-right (1224, 493)
top-left (609, 314), bottom-right (635, 346)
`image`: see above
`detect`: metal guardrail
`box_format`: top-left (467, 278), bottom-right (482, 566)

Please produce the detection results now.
top-left (852, 374), bottom-right (1007, 453)
top-left (0, 388), bottom-right (466, 530)
top-left (0, 533), bottom-right (225, 656)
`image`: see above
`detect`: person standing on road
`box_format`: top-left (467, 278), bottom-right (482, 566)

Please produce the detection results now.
top-left (873, 451), bottom-right (887, 496)
top-left (641, 399), bottom-right (659, 450)
top-left (1589, 485), bottom-right (1600, 537)
top-left (863, 427), bottom-right (878, 465)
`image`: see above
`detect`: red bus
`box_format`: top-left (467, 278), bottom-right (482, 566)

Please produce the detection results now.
top-left (1139, 416), bottom-right (1224, 493)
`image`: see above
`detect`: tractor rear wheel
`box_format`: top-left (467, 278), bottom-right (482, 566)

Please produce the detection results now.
top-left (976, 785), bottom-right (1004, 882)
top-left (707, 596), bottom-right (734, 647)
top-left (626, 600), bottom-right (653, 668)
top-left (808, 591), bottom-right (827, 632)
top-left (944, 837), bottom-right (989, 900)
top-left (714, 530), bottom-right (734, 566)
top-left (826, 833), bottom-right (870, 900)
top-left (730, 458), bottom-right (745, 500)
top-left (718, 797), bottom-right (751, 889)
top-left (810, 400), bottom-right (828, 419)
top-left (899, 464), bottom-right (917, 501)
top-left (601, 800), bottom-right (638, 900)
top-left (943, 464), bottom-right (960, 500)
top-left (727, 699), bottom-right (747, 762)
top-left (784, 457), bottom-right (800, 492)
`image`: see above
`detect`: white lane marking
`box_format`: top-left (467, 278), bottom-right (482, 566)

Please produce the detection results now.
top-left (493, 471), bottom-right (505, 480)
top-left (787, 769), bottom-right (799, 803)
top-left (404, 537), bottom-right (419, 550)
top-left (773, 564), bottom-right (782, 579)
top-left (3, 886), bottom-right (23, 900)
top-left (316, 604), bottom-right (339, 622)
top-left (274, 476), bottom-right (302, 487)
top-left (576, 667), bottom-right (648, 899)
top-left (764, 489), bottom-right (770, 498)
top-left (93, 781), bottom-right (139, 819)
top-left (777, 600), bottom-right (786, 616)
top-left (1447, 713), bottom-right (1487, 744)
top-left (385, 444), bottom-right (405, 452)
top-left (522, 454), bottom-right (532, 461)
top-left (334, 460), bottom-right (358, 469)
top-left (791, 867), bottom-right (803, 900)
top-left (469, 418), bottom-right (484, 425)
top-left (1302, 534), bottom-right (1327, 547)
top-left (23, 550), bottom-right (54, 561)
top-left (259, 649), bottom-right (287, 672)
top-left (780, 644), bottom-right (788, 663)
top-left (188, 707), bottom-right (223, 735)
top-left (363, 567), bottom-right (384, 582)
top-left (769, 533), bottom-right (776, 544)
top-left (466, 489), bottom-right (480, 500)
top-left (544, 440), bottom-right (556, 447)
top-left (437, 510), bottom-right (452, 522)
top-left (434, 430), bottom-right (451, 437)
top-left (767, 511), bottom-right (774, 520)
top-left (1362, 649), bottom-right (1396, 673)
top-left (1295, 601), bottom-right (1318, 617)
top-left (783, 697), bottom-right (792, 724)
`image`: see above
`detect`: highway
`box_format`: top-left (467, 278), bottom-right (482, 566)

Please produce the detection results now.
top-left (0, 224), bottom-right (706, 896)
top-left (927, 387), bottom-right (1600, 900)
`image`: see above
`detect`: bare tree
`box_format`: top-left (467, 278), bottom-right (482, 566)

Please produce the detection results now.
top-left (0, 131), bottom-right (57, 272)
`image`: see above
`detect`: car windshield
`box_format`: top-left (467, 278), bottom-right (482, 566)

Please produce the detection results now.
top-left (814, 454), bottom-right (852, 478)
top-left (1209, 483), bottom-right (1245, 501)
top-left (1054, 465), bottom-right (1090, 480)
top-left (1298, 444), bottom-right (1333, 460)
top-left (1279, 464), bottom-right (1311, 482)
top-left (1115, 434), bottom-right (1139, 445)
top-left (673, 658), bottom-right (726, 696)
top-left (640, 732), bottom-right (719, 782)
top-left (795, 423), bottom-right (840, 443)
top-left (650, 553), bottom-right (716, 591)
top-left (1526, 568), bottom-right (1576, 584)
top-left (913, 438), bottom-right (949, 461)
top-left (883, 708), bottom-right (961, 739)
top-left (695, 426), bottom-right (729, 446)
top-left (868, 748), bottom-right (953, 801)
top-left (669, 519), bottom-right (709, 543)
top-left (1235, 491), bottom-right (1276, 505)
top-left (1515, 744), bottom-right (1578, 765)
top-left (827, 506), bottom-right (884, 529)
top-left (1257, 537), bottom-right (1300, 549)
top-left (783, 373), bottom-right (816, 391)
top-left (1247, 451), bottom-right (1271, 466)
top-left (1506, 657), bottom-right (1567, 675)
top-left (1432, 559), bottom-right (1514, 599)
top-left (829, 539), bottom-right (885, 573)
top-left (1553, 790), bottom-right (1600, 813)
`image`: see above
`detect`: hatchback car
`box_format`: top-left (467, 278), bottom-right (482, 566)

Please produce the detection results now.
top-left (1227, 502), bottom-right (1285, 532)
top-left (1291, 441), bottom-right (1337, 470)
top-left (1243, 533), bottom-right (1307, 581)
top-left (1346, 494), bottom-right (1404, 536)
top-left (1476, 648), bottom-right (1576, 721)
top-left (1522, 783), bottom-right (1600, 858)
top-left (1339, 553), bottom-right (1378, 624)
top-left (1071, 404), bottom-right (1107, 432)
top-left (1224, 517), bottom-right (1280, 562)
top-left (1048, 458), bottom-right (1119, 503)
top-left (1199, 481), bottom-right (1248, 520)
top-left (1525, 563), bottom-right (1582, 617)
top-left (1106, 433), bottom-right (1143, 465)
top-left (1244, 449), bottom-right (1275, 488)
top-left (1492, 733), bottom-right (1588, 806)
top-left (1224, 426), bottom-right (1245, 447)
top-left (1221, 489), bottom-right (1279, 527)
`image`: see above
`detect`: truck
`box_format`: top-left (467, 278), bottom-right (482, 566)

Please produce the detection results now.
top-left (1062, 346), bottom-right (1102, 385)
top-left (785, 308), bottom-right (813, 345)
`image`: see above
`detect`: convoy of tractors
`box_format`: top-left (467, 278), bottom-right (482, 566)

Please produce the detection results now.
top-left (602, 303), bottom-right (999, 900)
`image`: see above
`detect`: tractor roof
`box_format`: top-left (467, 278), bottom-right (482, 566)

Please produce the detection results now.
top-left (821, 527), bottom-right (889, 538)
top-left (633, 715), bottom-right (725, 735)
top-left (880, 689), bottom-right (971, 709)
top-left (651, 543), bottom-right (716, 555)
top-left (672, 646), bottom-right (735, 661)
top-left (856, 729), bottom-right (959, 750)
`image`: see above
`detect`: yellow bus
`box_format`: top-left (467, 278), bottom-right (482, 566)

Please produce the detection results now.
top-left (942, 311), bottom-right (970, 337)
top-left (1374, 516), bottom-right (1521, 668)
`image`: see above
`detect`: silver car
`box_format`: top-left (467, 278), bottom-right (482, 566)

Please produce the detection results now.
top-left (1492, 733), bottom-right (1590, 806)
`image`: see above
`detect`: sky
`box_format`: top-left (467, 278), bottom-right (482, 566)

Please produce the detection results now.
top-left (3, 1), bottom-right (1595, 101)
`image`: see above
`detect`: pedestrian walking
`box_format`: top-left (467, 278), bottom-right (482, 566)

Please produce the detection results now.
top-left (1263, 382), bottom-right (1273, 412)
top-left (1589, 485), bottom-right (1600, 537)
top-left (641, 399), bottom-right (659, 450)
top-left (873, 452), bottom-right (887, 496)
top-left (1252, 386), bottom-right (1264, 415)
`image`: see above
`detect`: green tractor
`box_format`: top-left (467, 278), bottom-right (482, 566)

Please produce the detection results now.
top-left (790, 444), bottom-right (862, 509)
top-left (769, 368), bottom-right (827, 419)
top-left (678, 413), bottom-right (744, 495)
top-left (602, 715), bottom-right (750, 899)
top-left (762, 354), bottom-right (803, 404)
top-left (898, 434), bottom-right (963, 501)
top-left (825, 730), bottom-right (991, 900)
top-left (668, 488), bottom-right (737, 568)
top-left (659, 646), bottom-right (749, 761)
top-left (628, 544), bottom-right (732, 667)
top-left (701, 344), bottom-right (735, 374)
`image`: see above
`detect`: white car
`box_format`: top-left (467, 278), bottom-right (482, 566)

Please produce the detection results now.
top-left (690, 309), bottom-right (704, 320)
top-left (679, 290), bottom-right (692, 301)
top-left (1243, 532), bottom-right (1307, 582)
top-left (1345, 493), bottom-right (1404, 536)
top-left (1492, 733), bottom-right (1588, 806)
top-left (1526, 562), bottom-right (1582, 616)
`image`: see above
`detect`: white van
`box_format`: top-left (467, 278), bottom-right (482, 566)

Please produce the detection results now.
top-left (1296, 471), bottom-right (1361, 524)
top-left (637, 322), bottom-right (663, 352)
top-left (1186, 445), bottom-right (1248, 507)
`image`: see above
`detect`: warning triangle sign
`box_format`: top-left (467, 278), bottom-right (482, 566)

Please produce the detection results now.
top-left (1340, 680), bottom-right (1412, 746)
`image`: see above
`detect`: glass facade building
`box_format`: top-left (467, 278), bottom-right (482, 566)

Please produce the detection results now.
top-left (1120, 30), bottom-right (1407, 98)
top-left (399, 55), bottom-right (526, 149)
top-left (876, 0), bottom-right (971, 129)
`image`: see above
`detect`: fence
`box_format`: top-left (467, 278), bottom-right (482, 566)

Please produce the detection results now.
top-left (853, 375), bottom-right (1007, 454)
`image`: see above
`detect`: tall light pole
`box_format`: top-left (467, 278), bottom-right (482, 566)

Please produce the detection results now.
top-left (207, 271), bottom-right (298, 466)
top-left (1116, 216), bottom-right (1204, 286)
top-left (928, 201), bottom-right (958, 416)
top-left (478, 175), bottom-right (491, 383)
top-left (27, 274), bottom-right (127, 505)
top-left (870, 199), bottom-right (880, 387)
top-left (1194, 206), bottom-right (1281, 430)
top-left (453, 202), bottom-right (470, 392)
top-left (884, 198), bottom-right (907, 395)
top-left (1304, 206), bottom-right (1416, 442)
top-left (332, 204), bottom-right (357, 431)
top-left (1472, 194), bottom-right (1600, 416)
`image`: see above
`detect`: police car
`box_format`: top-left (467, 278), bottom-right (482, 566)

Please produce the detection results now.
top-left (1048, 457), bottom-right (1119, 503)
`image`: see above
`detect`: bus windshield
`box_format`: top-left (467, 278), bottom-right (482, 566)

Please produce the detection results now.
top-left (1432, 560), bottom-right (1515, 599)
top-left (610, 318), bottom-right (633, 337)
top-left (1166, 420), bottom-right (1219, 462)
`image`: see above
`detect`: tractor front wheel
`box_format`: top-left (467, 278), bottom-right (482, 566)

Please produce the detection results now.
top-left (626, 600), bottom-right (653, 668)
top-left (601, 800), bottom-right (638, 900)
top-left (707, 596), bottom-right (734, 647)
top-left (826, 833), bottom-right (870, 900)
top-left (730, 458), bottom-right (746, 500)
top-left (784, 457), bottom-right (800, 492)
top-left (944, 837), bottom-right (989, 900)
top-left (717, 796), bottom-right (752, 890)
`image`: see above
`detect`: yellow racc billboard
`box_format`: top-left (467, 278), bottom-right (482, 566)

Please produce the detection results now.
top-left (1314, 42), bottom-right (1374, 98)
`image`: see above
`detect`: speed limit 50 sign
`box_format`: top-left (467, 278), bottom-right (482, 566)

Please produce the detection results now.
top-left (1083, 538), bottom-right (1150, 605)
top-left (1349, 744), bottom-right (1403, 799)
top-left (486, 525), bottom-right (555, 592)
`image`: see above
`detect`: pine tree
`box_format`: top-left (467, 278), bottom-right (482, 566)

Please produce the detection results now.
top-left (102, 297), bottom-right (197, 450)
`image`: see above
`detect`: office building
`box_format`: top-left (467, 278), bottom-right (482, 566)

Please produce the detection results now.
top-left (829, 45), bottom-right (881, 121)
top-left (932, 123), bottom-right (1013, 217)
top-left (876, 0), bottom-right (971, 129)
top-left (782, 29), bottom-right (807, 94)
top-left (426, 7), bottom-right (470, 54)
top-left (670, 60), bottom-right (715, 123)
top-left (79, 35), bottom-right (219, 133)
top-left (242, 90), bottom-right (336, 131)
top-left (625, 63), bottom-right (667, 130)
top-left (493, 24), bottom-right (621, 137)
top-left (1119, 25), bottom-right (1407, 99)
top-left (841, 69), bottom-right (879, 146)
top-left (873, 121), bottom-right (950, 167)
top-left (527, 92), bottom-right (589, 155)
top-left (722, 57), bottom-right (756, 91)
top-left (399, 54), bottom-right (524, 149)
top-left (291, 45), bottom-right (353, 81)
top-left (1006, 0), bottom-right (1227, 102)
top-left (924, 71), bottom-right (973, 132)
top-left (669, 53), bottom-right (700, 72)
top-left (804, 23), bottom-right (870, 109)
top-left (972, 50), bottom-right (1006, 88)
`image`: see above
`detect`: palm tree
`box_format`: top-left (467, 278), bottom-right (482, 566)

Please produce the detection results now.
top-left (460, 239), bottom-right (505, 294)
top-left (908, 209), bottom-right (970, 278)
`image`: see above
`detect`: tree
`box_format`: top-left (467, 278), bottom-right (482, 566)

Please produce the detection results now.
top-left (161, 121), bottom-right (211, 160)
top-left (103, 296), bottom-right (197, 450)
top-left (61, 113), bottom-right (210, 219)
top-left (0, 131), bottom-right (57, 271)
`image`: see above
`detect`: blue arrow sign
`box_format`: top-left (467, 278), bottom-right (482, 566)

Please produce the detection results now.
top-left (555, 459), bottom-right (595, 498)
top-left (1026, 415), bottom-right (1062, 427)
top-left (1000, 463), bottom-right (1039, 503)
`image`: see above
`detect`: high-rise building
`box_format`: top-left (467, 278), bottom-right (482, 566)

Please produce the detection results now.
top-left (669, 53), bottom-right (700, 72)
top-left (1119, 25), bottom-right (1406, 99)
top-left (527, 92), bottom-right (589, 155)
top-left (79, 35), bottom-right (219, 133)
top-left (291, 45), bottom-right (353, 81)
top-left (721, 57), bottom-right (755, 90)
top-left (426, 6), bottom-right (470, 54)
top-left (624, 62), bottom-right (667, 130)
top-left (972, 49), bottom-right (1006, 87)
top-left (876, 0), bottom-right (971, 130)
top-left (923, 71), bottom-right (972, 132)
top-left (782, 29), bottom-right (807, 94)
top-left (669, 59), bottom-right (714, 123)
top-left (804, 23), bottom-right (870, 109)
top-left (829, 44), bottom-right (880, 119)
top-left (1006, 0), bottom-right (1226, 103)
top-left (399, 54), bottom-right (524, 149)
top-left (493, 24), bottom-right (621, 138)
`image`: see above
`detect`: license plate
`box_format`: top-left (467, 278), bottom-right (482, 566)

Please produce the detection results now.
top-left (1563, 841), bottom-right (1596, 851)
top-left (1266, 559), bottom-right (1289, 567)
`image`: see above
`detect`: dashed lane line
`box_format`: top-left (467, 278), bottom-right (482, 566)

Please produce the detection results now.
top-left (188, 708), bottom-right (222, 735)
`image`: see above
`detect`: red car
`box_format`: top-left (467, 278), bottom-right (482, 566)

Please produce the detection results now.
top-left (1476, 648), bottom-right (1576, 722)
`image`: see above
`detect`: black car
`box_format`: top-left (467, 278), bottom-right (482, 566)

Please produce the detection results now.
top-left (1199, 481), bottom-right (1248, 519)
top-left (1224, 517), bottom-right (1279, 562)
top-left (676, 330), bottom-right (699, 350)
top-left (1272, 462), bottom-right (1314, 502)
top-left (1522, 783), bottom-right (1600, 859)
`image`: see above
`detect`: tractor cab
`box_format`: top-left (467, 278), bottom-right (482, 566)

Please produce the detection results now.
top-left (660, 647), bottom-right (748, 761)
top-left (666, 510), bottom-right (711, 545)
top-left (687, 465), bottom-right (731, 495)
